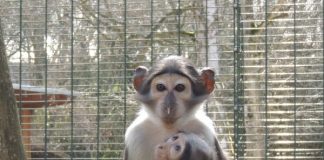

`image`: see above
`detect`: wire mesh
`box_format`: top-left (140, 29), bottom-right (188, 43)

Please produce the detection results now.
top-left (0, 0), bottom-right (323, 159)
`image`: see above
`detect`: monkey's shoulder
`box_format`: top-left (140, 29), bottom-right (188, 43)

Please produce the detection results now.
top-left (125, 116), bottom-right (168, 144)
top-left (125, 117), bottom-right (169, 160)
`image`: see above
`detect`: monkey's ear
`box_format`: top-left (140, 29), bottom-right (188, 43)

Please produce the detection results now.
top-left (201, 68), bottom-right (215, 94)
top-left (133, 66), bottom-right (148, 92)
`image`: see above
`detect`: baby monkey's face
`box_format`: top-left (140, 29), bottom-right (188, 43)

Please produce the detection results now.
top-left (154, 133), bottom-right (187, 160)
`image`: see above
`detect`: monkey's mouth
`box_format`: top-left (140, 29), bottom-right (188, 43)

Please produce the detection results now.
top-left (162, 116), bottom-right (178, 124)
top-left (160, 106), bottom-right (179, 123)
top-left (162, 105), bottom-right (176, 115)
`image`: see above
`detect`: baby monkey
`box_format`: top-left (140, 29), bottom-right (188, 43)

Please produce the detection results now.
top-left (154, 132), bottom-right (215, 160)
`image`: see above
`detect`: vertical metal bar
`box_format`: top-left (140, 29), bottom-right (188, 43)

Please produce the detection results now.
top-left (233, 0), bottom-right (245, 159)
top-left (293, 0), bottom-right (297, 159)
top-left (70, 0), bottom-right (74, 158)
top-left (233, 1), bottom-right (237, 159)
top-left (177, 0), bottom-right (181, 56)
top-left (239, 3), bottom-right (245, 151)
top-left (123, 0), bottom-right (128, 135)
top-left (19, 0), bottom-right (22, 124)
top-left (264, 0), bottom-right (269, 159)
top-left (204, 0), bottom-right (209, 113)
top-left (322, 0), bottom-right (324, 159)
top-left (204, 0), bottom-right (209, 66)
top-left (150, 0), bottom-right (154, 66)
top-left (18, 0), bottom-right (23, 156)
top-left (96, 0), bottom-right (101, 159)
top-left (44, 0), bottom-right (48, 158)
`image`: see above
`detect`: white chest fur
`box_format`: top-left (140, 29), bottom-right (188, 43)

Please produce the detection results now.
top-left (125, 109), bottom-right (216, 160)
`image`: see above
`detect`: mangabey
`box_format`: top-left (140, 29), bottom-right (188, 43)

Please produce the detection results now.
top-left (124, 56), bottom-right (227, 160)
top-left (154, 132), bottom-right (214, 160)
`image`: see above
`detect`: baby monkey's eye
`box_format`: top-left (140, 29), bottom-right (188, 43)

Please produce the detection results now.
top-left (175, 84), bottom-right (185, 92)
top-left (171, 135), bottom-right (179, 141)
top-left (156, 84), bottom-right (166, 92)
top-left (174, 145), bottom-right (182, 152)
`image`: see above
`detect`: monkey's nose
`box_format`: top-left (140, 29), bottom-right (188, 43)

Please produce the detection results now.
top-left (157, 145), bottom-right (164, 149)
top-left (165, 92), bottom-right (176, 107)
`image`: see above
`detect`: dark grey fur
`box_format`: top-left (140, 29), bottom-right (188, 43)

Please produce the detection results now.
top-left (137, 56), bottom-right (209, 96)
top-left (135, 56), bottom-right (210, 110)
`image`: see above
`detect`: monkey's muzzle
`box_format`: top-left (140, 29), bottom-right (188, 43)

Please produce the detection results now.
top-left (164, 92), bottom-right (177, 114)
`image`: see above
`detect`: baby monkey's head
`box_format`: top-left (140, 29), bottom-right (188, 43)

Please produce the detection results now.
top-left (154, 132), bottom-right (214, 160)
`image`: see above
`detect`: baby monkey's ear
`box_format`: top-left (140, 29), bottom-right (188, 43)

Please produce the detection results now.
top-left (200, 68), bottom-right (215, 94)
top-left (133, 66), bottom-right (148, 92)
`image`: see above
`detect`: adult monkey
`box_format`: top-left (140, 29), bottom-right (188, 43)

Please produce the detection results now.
top-left (124, 56), bottom-right (227, 160)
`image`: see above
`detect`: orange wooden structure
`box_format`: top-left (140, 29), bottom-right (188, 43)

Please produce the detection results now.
top-left (13, 83), bottom-right (76, 159)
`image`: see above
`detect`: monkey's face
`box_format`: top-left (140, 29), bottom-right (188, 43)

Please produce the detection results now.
top-left (150, 74), bottom-right (192, 123)
top-left (154, 133), bottom-right (187, 160)
top-left (133, 56), bottom-right (215, 124)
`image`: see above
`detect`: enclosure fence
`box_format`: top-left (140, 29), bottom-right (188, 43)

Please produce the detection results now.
top-left (0, 0), bottom-right (323, 159)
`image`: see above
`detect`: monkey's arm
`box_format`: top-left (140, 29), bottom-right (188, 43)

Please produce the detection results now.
top-left (214, 138), bottom-right (228, 160)
top-left (123, 147), bottom-right (128, 160)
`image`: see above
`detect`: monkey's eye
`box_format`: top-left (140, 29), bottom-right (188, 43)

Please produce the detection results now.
top-left (175, 84), bottom-right (185, 92)
top-left (171, 135), bottom-right (179, 141)
top-left (156, 84), bottom-right (166, 92)
top-left (174, 145), bottom-right (181, 152)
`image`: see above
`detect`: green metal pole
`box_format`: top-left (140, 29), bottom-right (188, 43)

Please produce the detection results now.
top-left (322, 0), bottom-right (324, 159)
top-left (44, 0), bottom-right (49, 158)
top-left (19, 0), bottom-right (22, 125)
top-left (123, 0), bottom-right (128, 136)
top-left (150, 0), bottom-right (154, 66)
top-left (264, 0), bottom-right (269, 159)
top-left (96, 0), bottom-right (101, 158)
top-left (19, 0), bottom-right (23, 158)
top-left (177, 0), bottom-right (181, 56)
top-left (70, 0), bottom-right (74, 158)
top-left (293, 0), bottom-right (297, 159)
top-left (233, 0), bottom-right (245, 159)
top-left (204, 0), bottom-right (209, 113)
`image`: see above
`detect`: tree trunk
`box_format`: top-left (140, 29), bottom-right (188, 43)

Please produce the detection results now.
top-left (195, 0), bottom-right (220, 74)
top-left (0, 18), bottom-right (26, 160)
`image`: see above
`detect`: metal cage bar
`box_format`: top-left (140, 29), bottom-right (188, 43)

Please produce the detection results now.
top-left (264, 0), bottom-right (269, 159)
top-left (70, 0), bottom-right (75, 158)
top-left (96, 0), bottom-right (101, 158)
top-left (233, 0), bottom-right (245, 159)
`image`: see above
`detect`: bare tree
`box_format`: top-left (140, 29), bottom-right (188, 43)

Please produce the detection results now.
top-left (0, 18), bottom-right (26, 160)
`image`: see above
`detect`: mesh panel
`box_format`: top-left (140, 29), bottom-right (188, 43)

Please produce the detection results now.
top-left (0, 0), bottom-right (323, 159)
